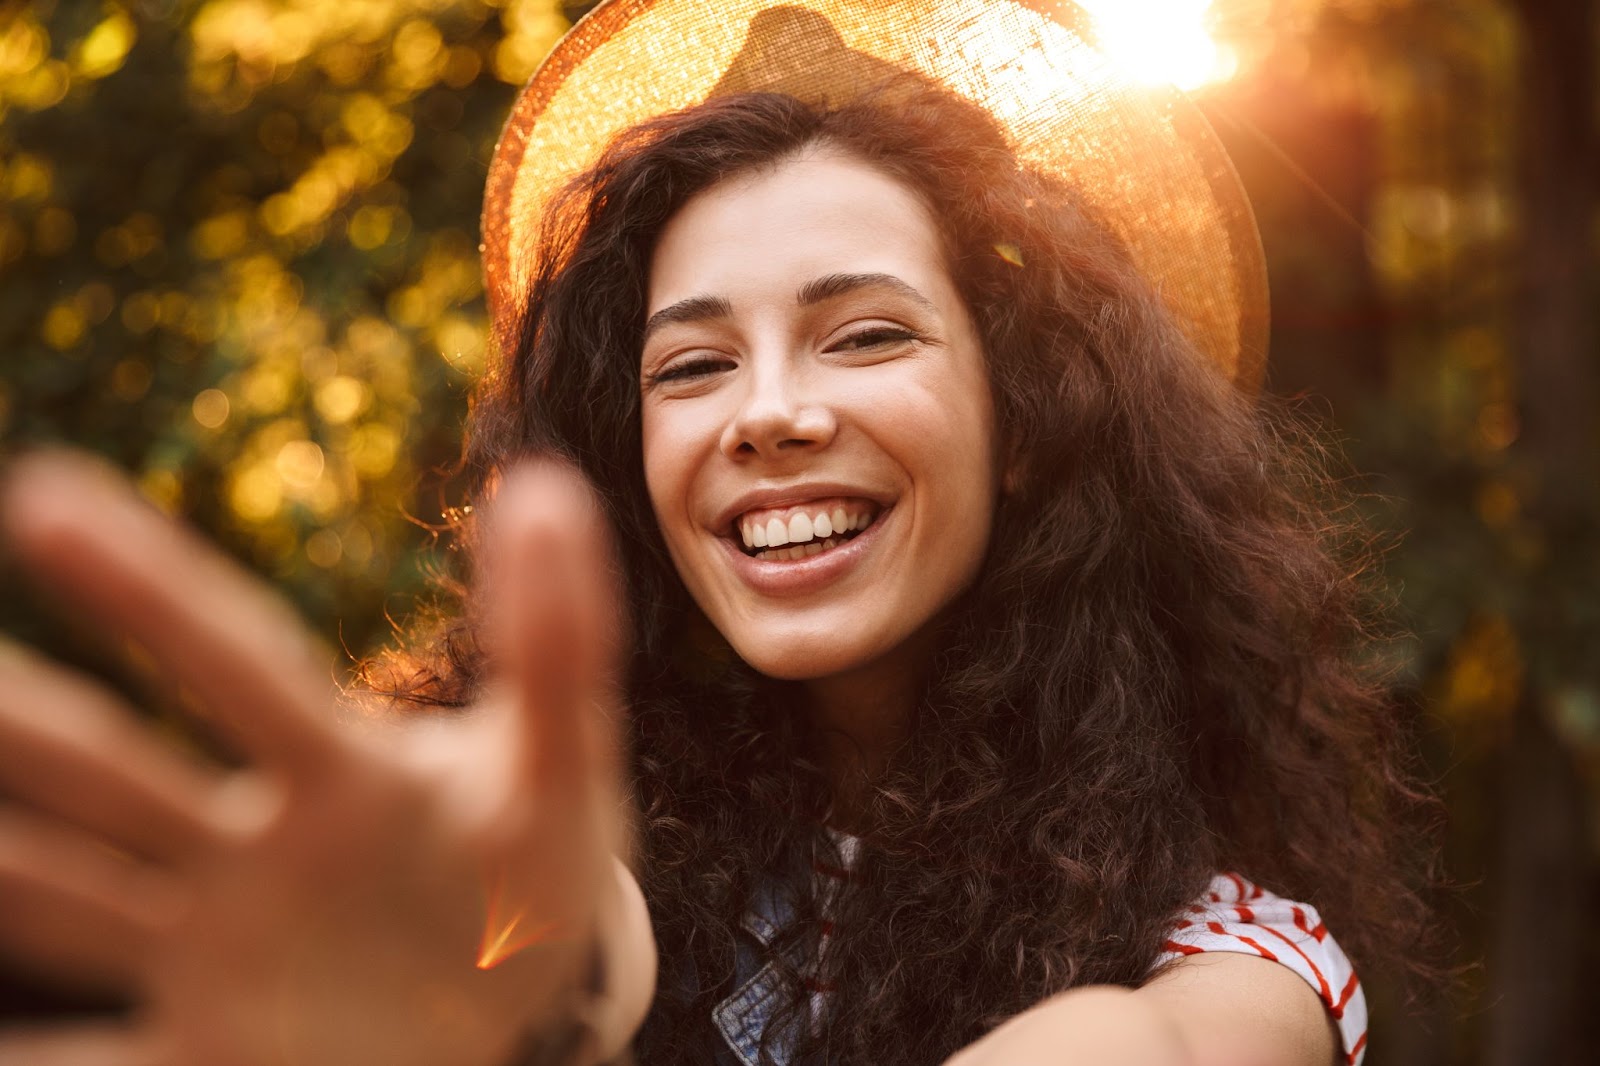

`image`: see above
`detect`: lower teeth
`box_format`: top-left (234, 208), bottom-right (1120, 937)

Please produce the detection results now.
top-left (755, 536), bottom-right (841, 562)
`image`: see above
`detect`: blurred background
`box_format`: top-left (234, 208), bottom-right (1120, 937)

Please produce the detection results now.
top-left (0, 1), bottom-right (1594, 1063)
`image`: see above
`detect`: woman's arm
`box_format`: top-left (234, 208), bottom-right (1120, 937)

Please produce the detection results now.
top-left (941, 953), bottom-right (1338, 1066)
top-left (1135, 952), bottom-right (1341, 1066)
top-left (592, 858), bottom-right (658, 1061)
top-left (941, 986), bottom-right (1191, 1066)
top-left (0, 452), bottom-right (647, 1066)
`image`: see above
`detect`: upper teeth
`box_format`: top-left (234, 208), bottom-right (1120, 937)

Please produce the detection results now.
top-left (739, 505), bottom-right (874, 550)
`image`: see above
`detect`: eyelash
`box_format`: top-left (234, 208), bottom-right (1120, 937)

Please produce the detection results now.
top-left (646, 327), bottom-right (922, 386)
top-left (833, 326), bottom-right (920, 351)
top-left (648, 356), bottom-right (729, 385)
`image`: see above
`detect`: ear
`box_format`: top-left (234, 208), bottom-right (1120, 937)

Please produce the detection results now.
top-left (998, 431), bottom-right (1027, 496)
top-left (1001, 461), bottom-right (1025, 496)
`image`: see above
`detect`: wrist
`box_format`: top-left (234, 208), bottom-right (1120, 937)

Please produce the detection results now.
top-left (501, 940), bottom-right (611, 1066)
top-left (590, 856), bottom-right (656, 1057)
top-left (500, 857), bottom-right (654, 1066)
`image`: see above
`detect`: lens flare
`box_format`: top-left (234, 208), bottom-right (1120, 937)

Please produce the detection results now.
top-left (1078, 0), bottom-right (1237, 91)
top-left (476, 863), bottom-right (562, 971)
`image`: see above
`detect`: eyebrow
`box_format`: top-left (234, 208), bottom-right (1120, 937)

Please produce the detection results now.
top-left (796, 272), bottom-right (938, 314)
top-left (642, 294), bottom-right (735, 345)
top-left (641, 272), bottom-right (937, 347)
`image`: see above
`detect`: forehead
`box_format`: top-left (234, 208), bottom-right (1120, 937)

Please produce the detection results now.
top-left (646, 148), bottom-right (949, 312)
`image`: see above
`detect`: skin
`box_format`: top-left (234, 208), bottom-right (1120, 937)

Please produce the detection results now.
top-left (637, 147), bottom-right (1340, 1066)
top-left (946, 959), bottom-right (1341, 1066)
top-left (639, 147), bottom-right (998, 798)
top-left (0, 456), bottom-right (650, 1066)
top-left (0, 153), bottom-right (1338, 1066)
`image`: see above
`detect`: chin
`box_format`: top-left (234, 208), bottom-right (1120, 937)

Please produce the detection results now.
top-left (726, 626), bottom-right (888, 682)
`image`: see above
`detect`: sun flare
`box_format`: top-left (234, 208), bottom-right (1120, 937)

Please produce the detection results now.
top-left (475, 865), bottom-right (562, 971)
top-left (1078, 0), bottom-right (1238, 92)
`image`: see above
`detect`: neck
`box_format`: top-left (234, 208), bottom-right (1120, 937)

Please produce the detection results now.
top-left (802, 633), bottom-right (934, 833)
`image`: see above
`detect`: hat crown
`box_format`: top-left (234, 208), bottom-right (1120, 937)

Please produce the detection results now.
top-left (482, 0), bottom-right (1267, 390)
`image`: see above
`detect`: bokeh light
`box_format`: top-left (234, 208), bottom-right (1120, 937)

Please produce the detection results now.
top-left (0, 0), bottom-right (546, 624)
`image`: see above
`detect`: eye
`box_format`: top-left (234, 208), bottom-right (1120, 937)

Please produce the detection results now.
top-left (830, 326), bottom-right (921, 352)
top-left (645, 355), bottom-right (731, 386)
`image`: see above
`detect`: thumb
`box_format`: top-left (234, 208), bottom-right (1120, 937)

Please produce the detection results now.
top-left (479, 458), bottom-right (626, 810)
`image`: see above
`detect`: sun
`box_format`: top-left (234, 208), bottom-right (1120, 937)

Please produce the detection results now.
top-left (1077, 0), bottom-right (1239, 92)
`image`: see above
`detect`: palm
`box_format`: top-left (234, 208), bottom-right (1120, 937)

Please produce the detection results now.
top-left (0, 454), bottom-right (626, 1066)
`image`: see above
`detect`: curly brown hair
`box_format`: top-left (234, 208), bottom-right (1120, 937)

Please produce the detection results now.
top-left (368, 84), bottom-right (1448, 1065)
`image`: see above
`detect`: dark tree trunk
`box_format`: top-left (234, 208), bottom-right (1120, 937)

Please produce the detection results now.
top-left (1488, 3), bottom-right (1597, 1065)
top-left (1510, 0), bottom-right (1597, 509)
top-left (1486, 701), bottom-right (1589, 1066)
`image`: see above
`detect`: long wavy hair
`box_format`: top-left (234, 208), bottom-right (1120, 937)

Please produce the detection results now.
top-left (371, 85), bottom-right (1447, 1064)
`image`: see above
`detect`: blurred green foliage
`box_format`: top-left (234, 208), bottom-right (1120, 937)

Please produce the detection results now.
top-left (0, 0), bottom-right (571, 656)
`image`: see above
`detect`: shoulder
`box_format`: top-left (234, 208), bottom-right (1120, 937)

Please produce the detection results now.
top-left (1142, 872), bottom-right (1367, 1066)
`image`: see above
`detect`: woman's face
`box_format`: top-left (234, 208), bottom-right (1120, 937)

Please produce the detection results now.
top-left (639, 147), bottom-right (998, 682)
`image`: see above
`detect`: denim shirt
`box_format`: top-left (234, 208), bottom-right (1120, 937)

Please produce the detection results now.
top-left (703, 863), bottom-right (1367, 1066)
top-left (711, 869), bottom-right (807, 1066)
top-left (1159, 872), bottom-right (1368, 1064)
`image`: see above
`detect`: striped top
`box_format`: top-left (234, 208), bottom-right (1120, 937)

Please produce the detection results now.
top-left (809, 839), bottom-right (1366, 1065)
top-left (1155, 871), bottom-right (1368, 1065)
top-left (805, 832), bottom-right (860, 1024)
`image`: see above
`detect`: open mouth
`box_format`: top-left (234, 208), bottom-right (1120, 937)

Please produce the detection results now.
top-left (732, 499), bottom-right (883, 562)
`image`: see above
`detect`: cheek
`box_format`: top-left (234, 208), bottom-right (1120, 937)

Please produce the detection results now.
top-left (929, 411), bottom-right (999, 577)
top-left (860, 368), bottom-right (998, 577)
top-left (918, 374), bottom-right (1000, 580)
top-left (640, 405), bottom-right (711, 571)
top-left (639, 410), bottom-right (682, 539)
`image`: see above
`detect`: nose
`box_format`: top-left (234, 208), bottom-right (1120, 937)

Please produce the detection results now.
top-left (718, 353), bottom-right (837, 461)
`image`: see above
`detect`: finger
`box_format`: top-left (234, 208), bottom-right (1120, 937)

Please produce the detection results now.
top-left (0, 805), bottom-right (180, 989)
top-left (0, 641), bottom-right (224, 864)
top-left (0, 451), bottom-right (346, 777)
top-left (484, 460), bottom-right (625, 800)
top-left (0, 1022), bottom-right (167, 1066)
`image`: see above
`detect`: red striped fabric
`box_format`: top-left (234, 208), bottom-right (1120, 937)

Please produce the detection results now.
top-left (802, 838), bottom-right (1366, 1064)
top-left (805, 833), bottom-right (862, 1034)
top-left (1154, 872), bottom-right (1368, 1066)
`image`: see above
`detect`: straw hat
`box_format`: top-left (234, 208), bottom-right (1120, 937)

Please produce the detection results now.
top-left (481, 0), bottom-right (1269, 390)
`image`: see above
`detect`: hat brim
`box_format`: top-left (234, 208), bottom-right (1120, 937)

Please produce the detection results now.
top-left (482, 0), bottom-right (1268, 390)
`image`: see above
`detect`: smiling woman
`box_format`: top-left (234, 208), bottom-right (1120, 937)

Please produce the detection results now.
top-left (0, 3), bottom-right (1445, 1066)
top-left (641, 150), bottom-right (998, 689)
top-left (363, 69), bottom-right (1439, 1062)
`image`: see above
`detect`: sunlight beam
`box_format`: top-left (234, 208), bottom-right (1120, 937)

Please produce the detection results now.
top-left (1077, 0), bottom-right (1239, 92)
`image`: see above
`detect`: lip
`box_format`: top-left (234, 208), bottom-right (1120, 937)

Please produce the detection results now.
top-left (717, 503), bottom-right (892, 598)
top-left (711, 482), bottom-right (893, 534)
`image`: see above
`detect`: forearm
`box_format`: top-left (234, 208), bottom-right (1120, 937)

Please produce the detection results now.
top-left (945, 951), bottom-right (1342, 1066)
top-left (492, 858), bottom-right (656, 1066)
top-left (943, 986), bottom-right (1193, 1066)
top-left (591, 856), bottom-right (658, 1061)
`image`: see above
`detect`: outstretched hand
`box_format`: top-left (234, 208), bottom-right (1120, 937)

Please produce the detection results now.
top-left (0, 452), bottom-right (636, 1066)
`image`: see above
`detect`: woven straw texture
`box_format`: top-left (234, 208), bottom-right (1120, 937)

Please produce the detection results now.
top-left (482, 0), bottom-right (1268, 388)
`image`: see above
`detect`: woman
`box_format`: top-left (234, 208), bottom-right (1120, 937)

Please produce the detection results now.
top-left (0, 2), bottom-right (1442, 1065)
